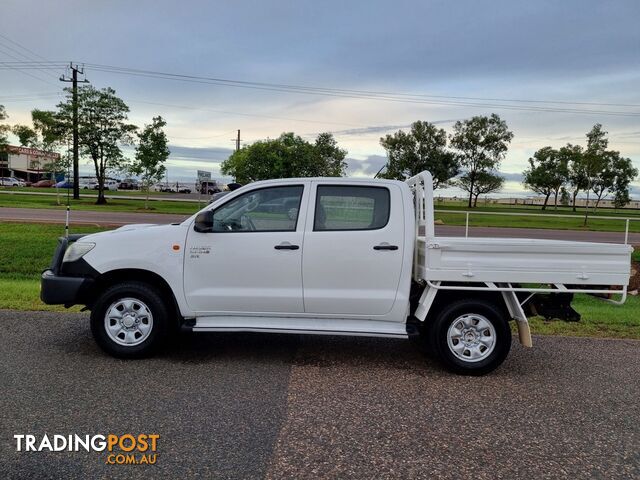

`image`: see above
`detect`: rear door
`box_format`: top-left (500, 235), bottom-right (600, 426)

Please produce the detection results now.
top-left (302, 183), bottom-right (404, 316)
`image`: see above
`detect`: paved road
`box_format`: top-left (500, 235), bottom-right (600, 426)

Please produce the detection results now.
top-left (1, 310), bottom-right (638, 479)
top-left (0, 206), bottom-right (638, 243)
top-left (0, 189), bottom-right (202, 203)
top-left (0, 206), bottom-right (189, 226)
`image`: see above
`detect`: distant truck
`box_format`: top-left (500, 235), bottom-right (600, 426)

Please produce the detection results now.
top-left (199, 180), bottom-right (222, 195)
top-left (40, 171), bottom-right (632, 375)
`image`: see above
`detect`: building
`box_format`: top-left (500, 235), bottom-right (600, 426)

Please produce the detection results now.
top-left (0, 145), bottom-right (61, 182)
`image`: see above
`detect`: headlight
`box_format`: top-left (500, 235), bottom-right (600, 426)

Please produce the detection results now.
top-left (63, 242), bottom-right (95, 263)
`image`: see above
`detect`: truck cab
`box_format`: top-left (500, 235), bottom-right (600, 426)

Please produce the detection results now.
top-left (41, 172), bottom-right (632, 375)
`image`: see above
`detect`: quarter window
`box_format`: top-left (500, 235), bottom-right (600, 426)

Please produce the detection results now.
top-left (212, 185), bottom-right (303, 232)
top-left (314, 185), bottom-right (390, 231)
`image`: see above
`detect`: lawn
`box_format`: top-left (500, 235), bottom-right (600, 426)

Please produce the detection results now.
top-left (0, 186), bottom-right (176, 197)
top-left (3, 189), bottom-right (640, 233)
top-left (0, 191), bottom-right (201, 215)
top-left (435, 210), bottom-right (640, 233)
top-left (0, 222), bottom-right (638, 339)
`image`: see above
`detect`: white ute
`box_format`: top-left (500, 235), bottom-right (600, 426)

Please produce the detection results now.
top-left (41, 172), bottom-right (633, 375)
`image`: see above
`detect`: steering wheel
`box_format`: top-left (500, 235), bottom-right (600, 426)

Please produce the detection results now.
top-left (239, 214), bottom-right (256, 231)
top-left (244, 195), bottom-right (260, 212)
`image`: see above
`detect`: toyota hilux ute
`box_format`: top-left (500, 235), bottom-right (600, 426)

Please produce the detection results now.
top-left (41, 172), bottom-right (633, 375)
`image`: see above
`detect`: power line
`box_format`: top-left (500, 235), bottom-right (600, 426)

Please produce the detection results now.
top-left (0, 35), bottom-right (62, 86)
top-left (86, 63), bottom-right (640, 108)
top-left (0, 40), bottom-right (61, 81)
top-left (127, 98), bottom-right (366, 127)
top-left (2, 60), bottom-right (640, 116)
top-left (0, 49), bottom-right (60, 87)
top-left (0, 34), bottom-right (52, 62)
top-left (78, 62), bottom-right (640, 116)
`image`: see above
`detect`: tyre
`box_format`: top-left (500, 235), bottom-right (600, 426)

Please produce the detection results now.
top-left (90, 282), bottom-right (170, 358)
top-left (427, 299), bottom-right (511, 375)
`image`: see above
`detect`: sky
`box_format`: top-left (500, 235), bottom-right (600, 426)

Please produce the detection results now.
top-left (1, 0), bottom-right (639, 196)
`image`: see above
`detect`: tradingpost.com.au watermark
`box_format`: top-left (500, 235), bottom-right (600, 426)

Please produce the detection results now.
top-left (14, 434), bottom-right (159, 465)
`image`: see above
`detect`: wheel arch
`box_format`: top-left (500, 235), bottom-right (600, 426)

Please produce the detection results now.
top-left (415, 283), bottom-right (511, 324)
top-left (87, 268), bottom-right (183, 323)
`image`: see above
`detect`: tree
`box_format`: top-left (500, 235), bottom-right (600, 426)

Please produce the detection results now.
top-left (590, 151), bottom-right (637, 211)
top-left (522, 146), bottom-right (569, 210)
top-left (221, 132), bottom-right (347, 184)
top-left (131, 116), bottom-right (170, 209)
top-left (314, 132), bottom-right (348, 177)
top-left (56, 86), bottom-right (137, 204)
top-left (379, 121), bottom-right (459, 188)
top-left (563, 144), bottom-right (586, 212)
top-left (12, 125), bottom-right (38, 147)
top-left (0, 105), bottom-right (8, 179)
top-left (577, 124), bottom-right (637, 223)
top-left (450, 114), bottom-right (513, 207)
top-left (12, 109), bottom-right (67, 203)
top-left (581, 124), bottom-right (610, 224)
top-left (611, 155), bottom-right (637, 209)
top-left (559, 187), bottom-right (570, 206)
top-left (0, 105), bottom-right (9, 150)
top-left (458, 171), bottom-right (504, 207)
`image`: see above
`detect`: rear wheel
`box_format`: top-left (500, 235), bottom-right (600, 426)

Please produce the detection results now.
top-left (428, 299), bottom-right (511, 375)
top-left (90, 282), bottom-right (170, 358)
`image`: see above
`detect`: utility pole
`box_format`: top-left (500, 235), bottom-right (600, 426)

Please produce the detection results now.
top-left (232, 129), bottom-right (242, 151)
top-left (60, 63), bottom-right (89, 200)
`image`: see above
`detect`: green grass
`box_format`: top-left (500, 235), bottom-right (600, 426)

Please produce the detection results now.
top-left (0, 223), bottom-right (110, 311)
top-left (3, 189), bottom-right (640, 233)
top-left (0, 186), bottom-right (176, 196)
top-left (0, 191), bottom-right (200, 215)
top-left (0, 277), bottom-right (82, 311)
top-left (0, 223), bottom-right (110, 278)
top-left (526, 294), bottom-right (640, 339)
top-left (436, 210), bottom-right (640, 233)
top-left (0, 221), bottom-right (638, 339)
top-left (433, 199), bottom-right (640, 233)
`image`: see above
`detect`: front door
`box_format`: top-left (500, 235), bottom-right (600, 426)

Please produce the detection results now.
top-left (302, 183), bottom-right (405, 316)
top-left (184, 184), bottom-right (307, 314)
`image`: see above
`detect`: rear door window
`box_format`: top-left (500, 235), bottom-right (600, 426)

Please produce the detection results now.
top-left (314, 185), bottom-right (390, 231)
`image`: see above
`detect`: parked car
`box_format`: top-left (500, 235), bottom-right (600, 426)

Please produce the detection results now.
top-left (93, 179), bottom-right (119, 191)
top-left (199, 180), bottom-right (221, 195)
top-left (31, 179), bottom-right (56, 188)
top-left (0, 177), bottom-right (26, 187)
top-left (79, 178), bottom-right (98, 189)
top-left (40, 171), bottom-right (633, 375)
top-left (119, 179), bottom-right (139, 190)
top-left (177, 184), bottom-right (192, 194)
top-left (151, 182), bottom-right (175, 193)
top-left (53, 180), bottom-right (74, 189)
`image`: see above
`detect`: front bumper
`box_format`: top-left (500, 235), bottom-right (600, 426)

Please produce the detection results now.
top-left (40, 234), bottom-right (97, 306)
top-left (40, 270), bottom-right (94, 305)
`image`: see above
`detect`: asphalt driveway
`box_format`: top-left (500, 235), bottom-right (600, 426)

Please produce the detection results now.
top-left (1, 310), bottom-right (638, 479)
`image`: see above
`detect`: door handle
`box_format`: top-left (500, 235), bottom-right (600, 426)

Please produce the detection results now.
top-left (373, 244), bottom-right (398, 251)
top-left (275, 243), bottom-right (300, 250)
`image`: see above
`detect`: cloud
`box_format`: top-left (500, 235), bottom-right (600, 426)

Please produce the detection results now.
top-left (168, 145), bottom-right (234, 162)
top-left (499, 172), bottom-right (524, 182)
top-left (347, 155), bottom-right (388, 176)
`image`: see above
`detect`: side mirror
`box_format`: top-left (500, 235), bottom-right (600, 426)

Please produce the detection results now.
top-left (193, 210), bottom-right (214, 233)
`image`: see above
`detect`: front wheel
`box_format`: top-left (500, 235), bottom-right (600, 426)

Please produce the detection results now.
top-left (428, 299), bottom-right (511, 375)
top-left (90, 282), bottom-right (170, 358)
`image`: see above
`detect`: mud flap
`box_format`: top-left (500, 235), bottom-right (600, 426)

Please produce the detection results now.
top-left (501, 290), bottom-right (533, 348)
top-left (414, 282), bottom-right (439, 321)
